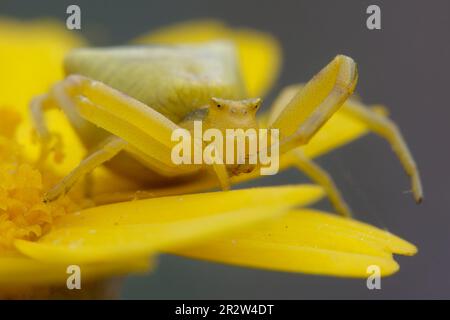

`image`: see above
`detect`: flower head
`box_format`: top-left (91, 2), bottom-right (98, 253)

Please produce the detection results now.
top-left (0, 18), bottom-right (417, 298)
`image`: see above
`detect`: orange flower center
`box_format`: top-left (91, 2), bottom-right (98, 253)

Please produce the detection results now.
top-left (0, 108), bottom-right (79, 249)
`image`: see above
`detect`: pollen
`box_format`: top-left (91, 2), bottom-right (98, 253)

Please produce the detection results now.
top-left (0, 108), bottom-right (78, 249)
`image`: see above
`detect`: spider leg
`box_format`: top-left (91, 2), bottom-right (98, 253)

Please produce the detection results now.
top-left (266, 84), bottom-right (301, 126)
top-left (31, 75), bottom-right (229, 200)
top-left (268, 55), bottom-right (358, 154)
top-left (69, 76), bottom-right (229, 187)
top-left (45, 136), bottom-right (126, 202)
top-left (30, 94), bottom-right (64, 165)
top-left (211, 162), bottom-right (231, 190)
top-left (30, 81), bottom-right (108, 166)
top-left (266, 77), bottom-right (423, 203)
top-left (203, 140), bottom-right (230, 191)
top-left (30, 94), bottom-right (52, 139)
top-left (290, 149), bottom-right (351, 217)
top-left (31, 81), bottom-right (106, 144)
top-left (341, 100), bottom-right (423, 203)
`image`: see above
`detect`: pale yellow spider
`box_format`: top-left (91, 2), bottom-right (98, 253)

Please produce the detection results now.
top-left (30, 42), bottom-right (422, 217)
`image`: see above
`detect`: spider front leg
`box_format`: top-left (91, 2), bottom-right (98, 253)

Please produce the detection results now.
top-left (30, 94), bottom-right (65, 166)
top-left (266, 54), bottom-right (422, 208)
top-left (30, 79), bottom-right (109, 166)
top-left (289, 149), bottom-right (352, 217)
top-left (45, 136), bottom-right (127, 202)
top-left (269, 55), bottom-right (358, 154)
top-left (30, 75), bottom-right (207, 201)
top-left (270, 83), bottom-right (423, 203)
top-left (262, 55), bottom-right (357, 216)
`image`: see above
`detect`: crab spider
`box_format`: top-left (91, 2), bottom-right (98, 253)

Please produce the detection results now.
top-left (30, 42), bottom-right (422, 217)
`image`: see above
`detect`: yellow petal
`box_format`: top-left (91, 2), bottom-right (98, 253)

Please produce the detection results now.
top-left (0, 18), bottom-right (86, 174)
top-left (15, 185), bottom-right (323, 264)
top-left (134, 19), bottom-right (282, 97)
top-left (170, 209), bottom-right (416, 278)
top-left (0, 18), bottom-right (84, 114)
top-left (0, 252), bottom-right (150, 286)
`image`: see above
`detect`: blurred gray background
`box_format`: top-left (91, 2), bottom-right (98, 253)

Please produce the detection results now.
top-left (1, 0), bottom-right (448, 299)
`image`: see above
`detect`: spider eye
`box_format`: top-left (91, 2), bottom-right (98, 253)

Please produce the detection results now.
top-left (217, 104), bottom-right (221, 108)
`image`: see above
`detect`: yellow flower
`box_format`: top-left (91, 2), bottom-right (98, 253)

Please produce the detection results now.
top-left (0, 108), bottom-right (323, 296)
top-left (0, 18), bottom-right (416, 297)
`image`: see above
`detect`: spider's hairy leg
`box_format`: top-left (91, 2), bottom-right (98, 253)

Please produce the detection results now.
top-left (341, 100), bottom-right (423, 203)
top-left (289, 149), bottom-right (352, 217)
top-left (268, 55), bottom-right (358, 154)
top-left (45, 136), bottom-right (126, 202)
